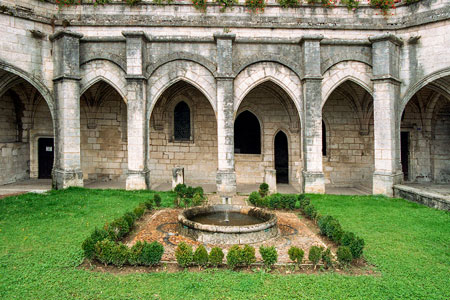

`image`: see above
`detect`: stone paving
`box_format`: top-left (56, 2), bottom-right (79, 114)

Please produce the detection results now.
top-left (127, 208), bottom-right (329, 264)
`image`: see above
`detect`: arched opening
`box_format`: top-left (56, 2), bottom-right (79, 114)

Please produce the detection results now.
top-left (80, 80), bottom-right (127, 185)
top-left (149, 80), bottom-right (217, 188)
top-left (322, 80), bottom-right (374, 192)
top-left (0, 69), bottom-right (54, 185)
top-left (235, 80), bottom-right (301, 190)
top-left (275, 131), bottom-right (289, 184)
top-left (234, 111), bottom-right (261, 154)
top-left (174, 101), bottom-right (191, 141)
top-left (401, 75), bottom-right (450, 184)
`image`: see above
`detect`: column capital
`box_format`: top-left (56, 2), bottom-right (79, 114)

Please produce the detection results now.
top-left (214, 32), bottom-right (236, 42)
top-left (299, 34), bottom-right (324, 44)
top-left (122, 31), bottom-right (150, 42)
top-left (49, 30), bottom-right (83, 42)
top-left (369, 33), bottom-right (403, 46)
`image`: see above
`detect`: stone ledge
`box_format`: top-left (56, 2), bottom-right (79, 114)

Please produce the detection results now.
top-left (394, 184), bottom-right (450, 211)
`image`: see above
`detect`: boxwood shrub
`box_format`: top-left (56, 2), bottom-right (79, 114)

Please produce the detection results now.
top-left (337, 246), bottom-right (353, 266)
top-left (208, 247), bottom-right (224, 267)
top-left (288, 246), bottom-right (304, 266)
top-left (259, 245), bottom-right (278, 268)
top-left (175, 242), bottom-right (194, 268)
top-left (193, 244), bottom-right (209, 267)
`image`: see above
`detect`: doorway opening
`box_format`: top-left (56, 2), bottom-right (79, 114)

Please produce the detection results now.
top-left (275, 131), bottom-right (289, 184)
top-left (401, 131), bottom-right (409, 181)
top-left (38, 138), bottom-right (54, 179)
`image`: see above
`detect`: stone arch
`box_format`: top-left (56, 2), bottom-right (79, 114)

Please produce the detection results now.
top-left (233, 55), bottom-right (302, 79)
top-left (146, 52), bottom-right (217, 78)
top-left (321, 61), bottom-right (373, 109)
top-left (0, 59), bottom-right (55, 119)
top-left (400, 67), bottom-right (450, 118)
top-left (148, 60), bottom-right (217, 119)
top-left (233, 61), bottom-right (303, 122)
top-left (80, 56), bottom-right (127, 74)
top-left (321, 56), bottom-right (372, 75)
top-left (80, 60), bottom-right (128, 103)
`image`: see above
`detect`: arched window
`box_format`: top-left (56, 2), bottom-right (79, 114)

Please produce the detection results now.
top-left (322, 120), bottom-right (327, 156)
top-left (174, 101), bottom-right (191, 141)
top-left (234, 110), bottom-right (261, 154)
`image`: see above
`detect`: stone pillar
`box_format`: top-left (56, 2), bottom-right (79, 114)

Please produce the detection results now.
top-left (369, 34), bottom-right (403, 196)
top-left (264, 169), bottom-right (277, 194)
top-left (300, 35), bottom-right (325, 194)
top-left (123, 31), bottom-right (150, 190)
top-left (49, 31), bottom-right (84, 189)
top-left (215, 33), bottom-right (237, 195)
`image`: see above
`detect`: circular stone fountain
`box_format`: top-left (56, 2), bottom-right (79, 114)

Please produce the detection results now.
top-left (178, 205), bottom-right (278, 244)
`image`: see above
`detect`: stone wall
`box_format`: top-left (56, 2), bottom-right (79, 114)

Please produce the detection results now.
top-left (0, 92), bottom-right (17, 143)
top-left (322, 87), bottom-right (374, 189)
top-left (433, 102), bottom-right (450, 183)
top-left (149, 86), bottom-right (218, 185)
top-left (80, 85), bottom-right (128, 181)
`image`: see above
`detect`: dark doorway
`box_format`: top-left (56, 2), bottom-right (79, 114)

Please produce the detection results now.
top-left (401, 132), bottom-right (409, 181)
top-left (275, 131), bottom-right (289, 184)
top-left (38, 138), bottom-right (54, 179)
top-left (322, 120), bottom-right (327, 156)
top-left (234, 111), bottom-right (261, 154)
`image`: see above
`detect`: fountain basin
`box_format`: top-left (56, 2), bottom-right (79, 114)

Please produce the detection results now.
top-left (178, 205), bottom-right (278, 244)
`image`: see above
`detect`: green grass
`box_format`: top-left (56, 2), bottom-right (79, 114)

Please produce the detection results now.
top-left (0, 188), bottom-right (449, 299)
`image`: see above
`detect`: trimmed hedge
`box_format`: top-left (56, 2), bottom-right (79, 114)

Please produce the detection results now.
top-left (82, 199), bottom-right (164, 267)
top-left (175, 242), bottom-right (193, 268)
top-left (259, 246), bottom-right (278, 268)
top-left (226, 245), bottom-right (256, 269)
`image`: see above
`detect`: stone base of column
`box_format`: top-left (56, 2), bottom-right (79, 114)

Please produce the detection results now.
top-left (126, 170), bottom-right (150, 190)
top-left (373, 171), bottom-right (403, 196)
top-left (264, 168), bottom-right (277, 194)
top-left (52, 168), bottom-right (83, 190)
top-left (302, 171), bottom-right (325, 194)
top-left (216, 169), bottom-right (236, 196)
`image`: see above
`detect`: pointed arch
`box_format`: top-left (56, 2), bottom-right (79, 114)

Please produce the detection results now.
top-left (148, 60), bottom-right (217, 120)
top-left (234, 110), bottom-right (261, 154)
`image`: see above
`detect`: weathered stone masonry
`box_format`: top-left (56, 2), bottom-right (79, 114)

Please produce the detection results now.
top-left (0, 0), bottom-right (449, 196)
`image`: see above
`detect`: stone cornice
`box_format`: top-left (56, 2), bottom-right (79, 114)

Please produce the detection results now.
top-left (369, 33), bottom-right (403, 46)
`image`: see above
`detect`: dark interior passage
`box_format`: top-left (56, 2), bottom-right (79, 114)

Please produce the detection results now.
top-left (38, 138), bottom-right (54, 179)
top-left (275, 131), bottom-right (289, 184)
top-left (234, 110), bottom-right (261, 154)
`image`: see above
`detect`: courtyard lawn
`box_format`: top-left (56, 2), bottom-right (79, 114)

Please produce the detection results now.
top-left (0, 188), bottom-right (449, 299)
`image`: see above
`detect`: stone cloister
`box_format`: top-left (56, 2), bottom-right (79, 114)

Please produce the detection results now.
top-left (0, 0), bottom-right (449, 197)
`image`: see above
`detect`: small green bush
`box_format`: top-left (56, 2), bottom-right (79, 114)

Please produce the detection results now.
top-left (304, 204), bottom-right (318, 220)
top-left (259, 183), bottom-right (269, 197)
top-left (337, 246), bottom-right (353, 266)
top-left (94, 239), bottom-right (116, 265)
top-left (174, 184), bottom-right (187, 198)
top-left (182, 197), bottom-right (191, 208)
top-left (321, 248), bottom-right (333, 269)
top-left (123, 211), bottom-right (137, 228)
top-left (226, 245), bottom-right (241, 269)
top-left (192, 193), bottom-right (204, 206)
top-left (318, 215), bottom-right (334, 236)
top-left (308, 246), bottom-right (322, 268)
top-left (259, 246), bottom-right (278, 269)
top-left (110, 242), bottom-right (129, 267)
top-left (241, 245), bottom-right (256, 266)
top-left (341, 231), bottom-right (356, 246)
top-left (175, 242), bottom-right (193, 268)
top-left (280, 194), bottom-right (297, 210)
top-left (288, 246), bottom-right (304, 266)
top-left (193, 186), bottom-right (204, 197)
top-left (82, 228), bottom-right (109, 259)
top-left (209, 247), bottom-right (224, 267)
top-left (326, 219), bottom-right (343, 243)
top-left (154, 194), bottom-right (162, 207)
top-left (299, 196), bottom-right (310, 209)
top-left (106, 217), bottom-right (130, 240)
top-left (185, 186), bottom-right (195, 199)
top-left (350, 236), bottom-right (365, 259)
top-left (144, 198), bottom-right (154, 210)
top-left (133, 203), bottom-right (146, 218)
top-left (140, 241), bottom-right (164, 266)
top-left (193, 245), bottom-right (209, 267)
top-left (268, 193), bottom-right (282, 209)
top-left (248, 191), bottom-right (261, 206)
top-left (128, 241), bottom-right (145, 266)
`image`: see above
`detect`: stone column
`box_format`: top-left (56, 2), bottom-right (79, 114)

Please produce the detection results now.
top-left (49, 30), bottom-right (84, 189)
top-left (123, 31), bottom-right (150, 190)
top-left (369, 34), bottom-right (403, 196)
top-left (300, 35), bottom-right (325, 193)
top-left (214, 33), bottom-right (236, 195)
